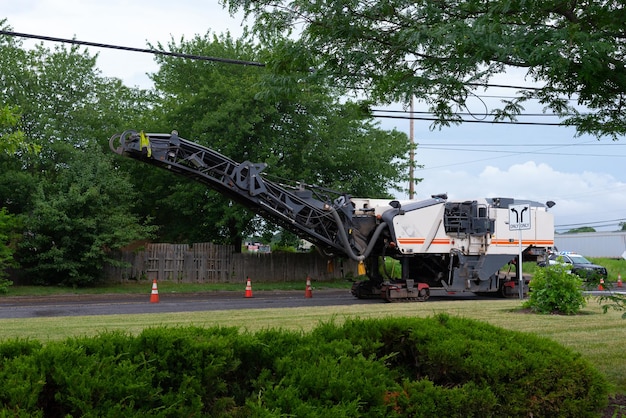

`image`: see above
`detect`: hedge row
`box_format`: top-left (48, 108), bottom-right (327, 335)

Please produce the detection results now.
top-left (0, 314), bottom-right (608, 417)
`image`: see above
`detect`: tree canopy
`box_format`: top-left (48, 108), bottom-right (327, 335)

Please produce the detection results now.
top-left (0, 20), bottom-right (155, 286)
top-left (18, 143), bottom-right (155, 286)
top-left (0, 19), bottom-right (415, 283)
top-left (226, 0), bottom-right (626, 139)
top-left (141, 32), bottom-right (413, 246)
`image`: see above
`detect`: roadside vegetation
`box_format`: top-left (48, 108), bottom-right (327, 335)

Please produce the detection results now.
top-left (0, 19), bottom-right (412, 289)
top-left (521, 257), bottom-right (626, 282)
top-left (524, 261), bottom-right (588, 316)
top-left (2, 279), bottom-right (625, 414)
top-left (0, 316), bottom-right (609, 416)
top-left (523, 258), bottom-right (626, 318)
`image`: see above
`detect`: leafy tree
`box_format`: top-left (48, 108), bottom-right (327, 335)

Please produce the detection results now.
top-left (0, 105), bottom-right (38, 155)
top-left (17, 144), bottom-right (155, 287)
top-left (0, 208), bottom-right (17, 292)
top-left (137, 32), bottom-right (412, 246)
top-left (0, 20), bottom-right (151, 157)
top-left (0, 20), bottom-right (156, 286)
top-left (0, 102), bottom-right (33, 292)
top-left (226, 0), bottom-right (626, 139)
top-left (0, 105), bottom-right (40, 215)
top-left (272, 230), bottom-right (300, 252)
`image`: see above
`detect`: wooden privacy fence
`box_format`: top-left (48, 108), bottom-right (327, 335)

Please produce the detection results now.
top-left (107, 243), bottom-right (234, 283)
top-left (106, 243), bottom-right (359, 283)
top-left (230, 252), bottom-right (359, 283)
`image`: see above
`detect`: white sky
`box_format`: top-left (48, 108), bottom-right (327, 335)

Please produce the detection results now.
top-left (2, 0), bottom-right (625, 232)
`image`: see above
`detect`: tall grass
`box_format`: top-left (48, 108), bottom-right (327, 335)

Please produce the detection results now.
top-left (596, 257), bottom-right (626, 281)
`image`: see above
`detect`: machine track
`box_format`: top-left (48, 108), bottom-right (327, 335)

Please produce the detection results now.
top-left (381, 284), bottom-right (430, 302)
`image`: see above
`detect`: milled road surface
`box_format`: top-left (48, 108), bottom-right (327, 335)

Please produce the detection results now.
top-left (0, 289), bottom-right (487, 319)
top-left (3, 288), bottom-right (619, 319)
top-left (0, 289), bottom-right (376, 318)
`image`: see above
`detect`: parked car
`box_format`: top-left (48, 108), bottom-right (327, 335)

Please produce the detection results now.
top-left (537, 252), bottom-right (608, 280)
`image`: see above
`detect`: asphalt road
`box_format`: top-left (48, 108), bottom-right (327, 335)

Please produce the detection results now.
top-left (0, 289), bottom-right (488, 319)
top-left (2, 289), bottom-right (622, 319)
top-left (0, 289), bottom-right (372, 319)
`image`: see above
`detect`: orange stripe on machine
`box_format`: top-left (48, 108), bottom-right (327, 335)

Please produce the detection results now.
top-left (397, 238), bottom-right (425, 245)
top-left (491, 239), bottom-right (554, 246)
top-left (397, 238), bottom-right (452, 245)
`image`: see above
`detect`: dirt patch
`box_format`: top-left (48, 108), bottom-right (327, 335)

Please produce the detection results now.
top-left (604, 394), bottom-right (626, 418)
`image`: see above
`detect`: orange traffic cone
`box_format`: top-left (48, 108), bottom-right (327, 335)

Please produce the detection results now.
top-left (598, 278), bottom-right (605, 291)
top-left (618, 274), bottom-right (623, 288)
top-left (305, 276), bottom-right (313, 298)
top-left (245, 277), bottom-right (253, 298)
top-left (150, 279), bottom-right (159, 303)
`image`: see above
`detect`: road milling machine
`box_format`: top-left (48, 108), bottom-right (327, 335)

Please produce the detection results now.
top-left (110, 130), bottom-right (554, 302)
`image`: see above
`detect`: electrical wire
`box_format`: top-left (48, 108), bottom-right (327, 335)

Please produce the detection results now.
top-left (371, 113), bottom-right (564, 126)
top-left (416, 143), bottom-right (625, 147)
top-left (0, 30), bottom-right (266, 67)
top-left (416, 146), bottom-right (624, 158)
top-left (555, 218), bottom-right (626, 230)
top-left (372, 109), bottom-right (581, 117)
top-left (2, 30), bottom-right (568, 93)
top-left (8, 30), bottom-right (615, 161)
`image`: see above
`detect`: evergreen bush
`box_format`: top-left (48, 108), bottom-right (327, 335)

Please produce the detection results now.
top-left (0, 317), bottom-right (608, 417)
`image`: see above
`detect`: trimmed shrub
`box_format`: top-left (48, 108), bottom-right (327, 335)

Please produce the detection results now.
top-left (0, 316), bottom-right (609, 417)
top-left (0, 339), bottom-right (45, 415)
top-left (338, 314), bottom-right (607, 417)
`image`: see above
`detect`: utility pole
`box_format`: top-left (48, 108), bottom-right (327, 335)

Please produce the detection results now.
top-left (409, 96), bottom-right (415, 199)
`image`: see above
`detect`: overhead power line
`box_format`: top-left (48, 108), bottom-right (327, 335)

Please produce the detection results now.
top-left (372, 109), bottom-right (580, 117)
top-left (0, 30), bottom-right (266, 67)
top-left (415, 143), bottom-right (626, 147)
top-left (2, 30), bottom-right (561, 93)
top-left (371, 113), bottom-right (564, 126)
top-left (555, 218), bottom-right (626, 229)
top-left (417, 146), bottom-right (624, 158)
